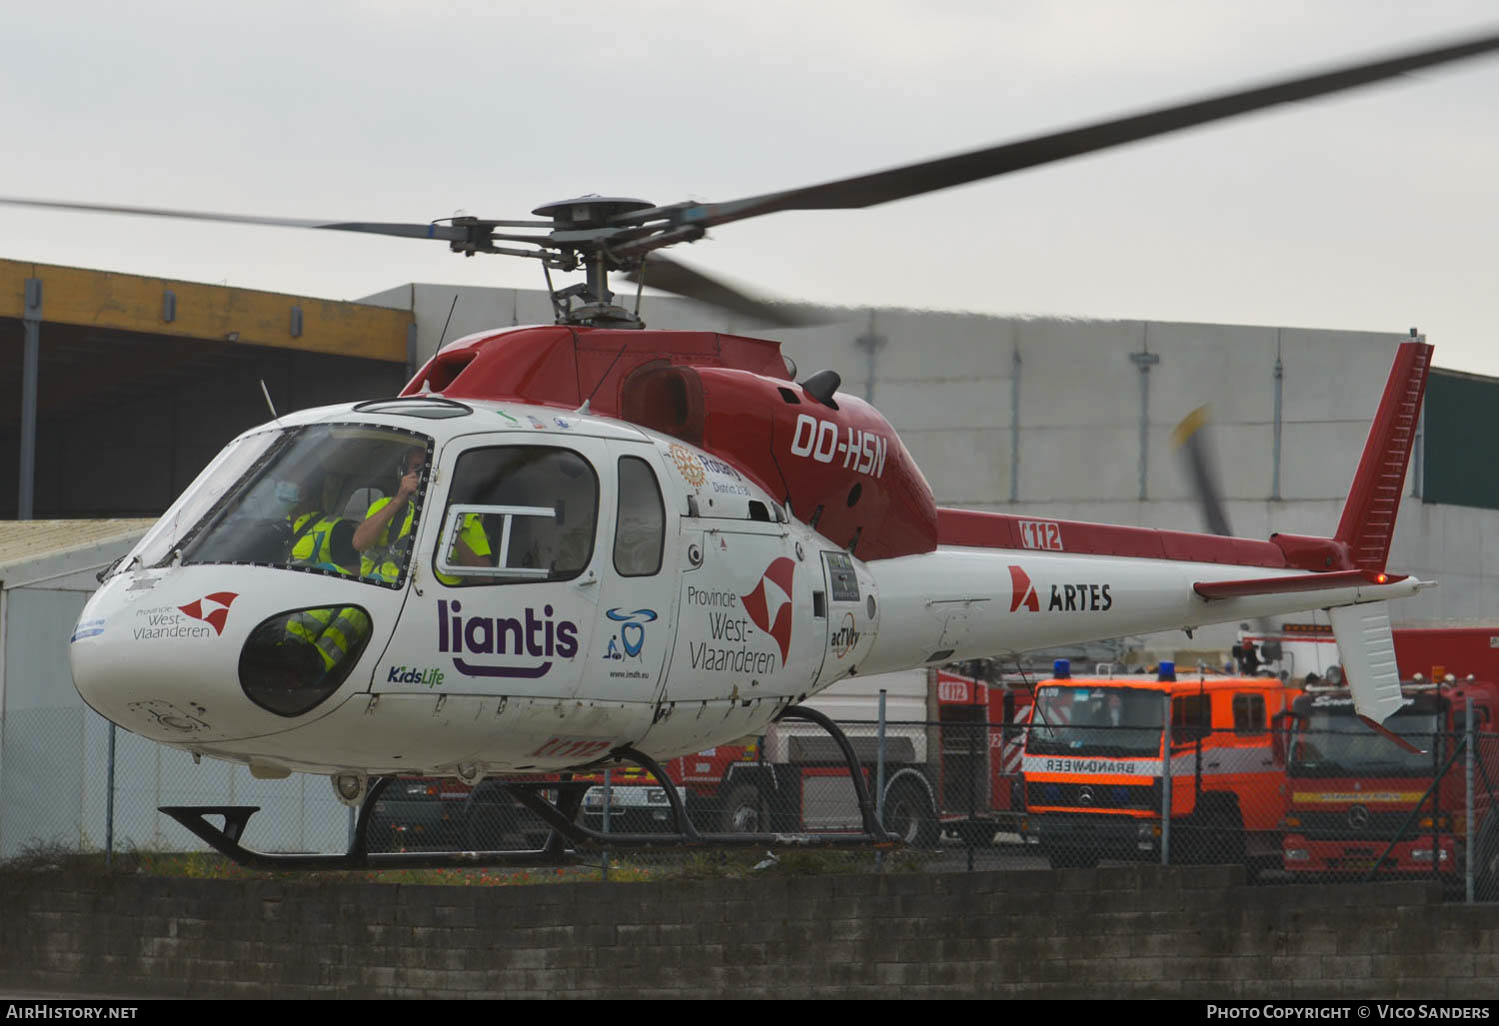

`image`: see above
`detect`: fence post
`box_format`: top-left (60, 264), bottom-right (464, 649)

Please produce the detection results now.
top-left (1161, 695), bottom-right (1173, 866)
top-left (876, 689), bottom-right (887, 873)
top-left (106, 723), bottom-right (116, 871)
top-left (602, 768), bottom-right (611, 882)
top-left (1466, 697), bottom-right (1475, 904)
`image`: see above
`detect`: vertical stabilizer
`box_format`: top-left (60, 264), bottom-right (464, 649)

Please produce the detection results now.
top-left (1333, 339), bottom-right (1432, 571)
top-left (1328, 600), bottom-right (1404, 723)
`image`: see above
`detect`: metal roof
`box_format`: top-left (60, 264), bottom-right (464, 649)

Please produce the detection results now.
top-left (0, 519), bottom-right (154, 577)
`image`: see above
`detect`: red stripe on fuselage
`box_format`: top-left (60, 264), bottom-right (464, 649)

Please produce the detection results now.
top-left (936, 509), bottom-right (1289, 569)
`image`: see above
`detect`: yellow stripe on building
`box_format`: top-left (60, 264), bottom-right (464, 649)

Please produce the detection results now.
top-left (0, 258), bottom-right (410, 362)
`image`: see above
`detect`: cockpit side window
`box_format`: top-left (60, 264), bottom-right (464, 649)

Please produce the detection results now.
top-left (438, 446), bottom-right (599, 587)
top-left (614, 455), bottom-right (665, 577)
top-left (175, 424), bottom-right (430, 587)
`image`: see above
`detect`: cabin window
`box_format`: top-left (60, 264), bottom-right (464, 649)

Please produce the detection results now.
top-left (1171, 695), bottom-right (1211, 744)
top-left (1232, 693), bottom-right (1267, 735)
top-left (614, 456), bottom-right (665, 577)
top-left (436, 446), bottom-right (598, 586)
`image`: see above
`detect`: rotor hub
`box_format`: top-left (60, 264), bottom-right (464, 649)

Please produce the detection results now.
top-left (532, 196), bottom-right (653, 229)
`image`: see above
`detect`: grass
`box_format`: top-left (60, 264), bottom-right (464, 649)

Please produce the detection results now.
top-left (0, 840), bottom-right (932, 887)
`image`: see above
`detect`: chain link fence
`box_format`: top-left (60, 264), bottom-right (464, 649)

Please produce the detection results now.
top-left (4, 702), bottom-right (1498, 899)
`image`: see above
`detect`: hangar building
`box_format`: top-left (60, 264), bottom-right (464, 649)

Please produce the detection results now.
top-left (2, 262), bottom-right (1497, 855)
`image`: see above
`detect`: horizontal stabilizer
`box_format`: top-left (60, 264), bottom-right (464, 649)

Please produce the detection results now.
top-left (1328, 600), bottom-right (1405, 723)
top-left (1194, 569), bottom-right (1402, 600)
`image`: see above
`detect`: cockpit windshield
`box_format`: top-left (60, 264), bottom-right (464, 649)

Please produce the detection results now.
top-left (1027, 685), bottom-right (1164, 757)
top-left (159, 423), bottom-right (431, 587)
top-left (1290, 701), bottom-right (1440, 777)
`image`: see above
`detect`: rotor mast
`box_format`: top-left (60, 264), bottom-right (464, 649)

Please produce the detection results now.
top-left (532, 195), bottom-right (677, 329)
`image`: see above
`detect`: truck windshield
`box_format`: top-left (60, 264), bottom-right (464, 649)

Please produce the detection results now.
top-left (1027, 686), bottom-right (1163, 758)
top-left (1290, 706), bottom-right (1440, 777)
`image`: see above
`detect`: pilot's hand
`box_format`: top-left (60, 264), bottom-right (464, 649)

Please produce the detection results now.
top-left (396, 469), bottom-right (421, 502)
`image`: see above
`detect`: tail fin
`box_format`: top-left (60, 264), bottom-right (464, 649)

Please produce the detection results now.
top-left (1333, 338), bottom-right (1432, 572)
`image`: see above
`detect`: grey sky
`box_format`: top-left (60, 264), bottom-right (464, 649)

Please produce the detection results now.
top-left (5, 2), bottom-right (1498, 373)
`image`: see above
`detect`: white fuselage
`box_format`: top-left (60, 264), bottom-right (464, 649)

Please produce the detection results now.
top-left (68, 398), bottom-right (1421, 780)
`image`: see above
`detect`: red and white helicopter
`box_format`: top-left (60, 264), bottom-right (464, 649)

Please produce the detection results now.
top-left (16, 30), bottom-right (1499, 867)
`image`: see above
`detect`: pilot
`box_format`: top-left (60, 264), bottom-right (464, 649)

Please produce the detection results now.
top-left (277, 473), bottom-right (360, 576)
top-left (352, 447), bottom-right (490, 583)
top-left (288, 509), bottom-right (360, 575)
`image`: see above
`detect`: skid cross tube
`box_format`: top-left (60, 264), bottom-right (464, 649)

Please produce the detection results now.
top-left (616, 745), bottom-right (701, 840)
top-left (775, 704), bottom-right (890, 837)
top-left (502, 724), bottom-right (900, 850)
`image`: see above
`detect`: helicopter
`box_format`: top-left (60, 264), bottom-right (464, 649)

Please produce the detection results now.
top-left (17, 28), bottom-right (1499, 869)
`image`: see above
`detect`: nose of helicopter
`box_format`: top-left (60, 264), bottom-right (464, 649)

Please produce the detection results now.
top-left (69, 567), bottom-right (382, 744)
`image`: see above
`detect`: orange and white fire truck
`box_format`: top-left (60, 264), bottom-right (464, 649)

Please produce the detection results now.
top-left (1020, 661), bottom-right (1298, 869)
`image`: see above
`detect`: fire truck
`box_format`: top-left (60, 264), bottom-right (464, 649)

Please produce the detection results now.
top-left (1020, 662), bottom-right (1298, 871)
top-left (375, 664), bottom-right (1038, 851)
top-left (1224, 619), bottom-right (1499, 892)
top-left (566, 665), bottom-right (1035, 848)
top-left (1236, 620), bottom-right (1499, 686)
top-left (1280, 676), bottom-right (1499, 893)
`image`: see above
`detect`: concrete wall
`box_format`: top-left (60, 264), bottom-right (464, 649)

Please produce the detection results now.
top-left (365, 283), bottom-right (1489, 656)
top-left (3, 866), bottom-right (1494, 999)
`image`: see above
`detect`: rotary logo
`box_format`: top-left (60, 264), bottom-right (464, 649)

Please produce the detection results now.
top-left (668, 443), bottom-right (706, 488)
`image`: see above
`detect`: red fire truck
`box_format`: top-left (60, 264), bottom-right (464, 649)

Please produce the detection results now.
top-left (565, 665), bottom-right (1035, 848)
top-left (1281, 676), bottom-right (1499, 892)
top-left (372, 665), bottom-right (1037, 851)
top-left (1237, 621), bottom-right (1499, 687)
top-left (1232, 620), bottom-right (1499, 892)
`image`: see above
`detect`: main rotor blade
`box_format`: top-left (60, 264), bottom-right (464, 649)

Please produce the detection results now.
top-left (622, 254), bottom-right (827, 327)
top-left (660, 28), bottom-right (1499, 230)
top-left (0, 196), bottom-right (548, 240)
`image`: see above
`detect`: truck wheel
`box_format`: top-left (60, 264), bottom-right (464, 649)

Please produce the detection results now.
top-left (719, 783), bottom-right (763, 834)
top-left (883, 778), bottom-right (941, 849)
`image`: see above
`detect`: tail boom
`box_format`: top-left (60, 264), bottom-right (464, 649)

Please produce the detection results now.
top-left (859, 547), bottom-right (1425, 677)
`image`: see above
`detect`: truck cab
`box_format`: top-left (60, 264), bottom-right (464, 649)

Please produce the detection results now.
top-left (1021, 662), bottom-right (1298, 870)
top-left (1281, 678), bottom-right (1499, 891)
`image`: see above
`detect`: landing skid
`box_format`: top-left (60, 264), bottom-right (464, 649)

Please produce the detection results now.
top-left (160, 702), bottom-right (900, 871)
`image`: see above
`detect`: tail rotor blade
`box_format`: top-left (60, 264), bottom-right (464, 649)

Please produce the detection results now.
top-left (1172, 405), bottom-right (1233, 537)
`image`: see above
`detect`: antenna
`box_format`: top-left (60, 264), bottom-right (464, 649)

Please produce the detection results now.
top-left (437, 293), bottom-right (459, 349)
top-left (259, 379), bottom-right (280, 421)
top-left (577, 345), bottom-right (629, 414)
